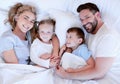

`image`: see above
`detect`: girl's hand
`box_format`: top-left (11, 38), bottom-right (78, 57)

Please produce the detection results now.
top-left (40, 53), bottom-right (51, 60)
top-left (50, 57), bottom-right (60, 68)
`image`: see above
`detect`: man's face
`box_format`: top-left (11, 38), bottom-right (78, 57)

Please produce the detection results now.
top-left (79, 9), bottom-right (98, 33)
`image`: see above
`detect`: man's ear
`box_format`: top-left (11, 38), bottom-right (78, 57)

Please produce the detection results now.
top-left (95, 12), bottom-right (101, 18)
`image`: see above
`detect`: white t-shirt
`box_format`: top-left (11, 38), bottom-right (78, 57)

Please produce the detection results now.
top-left (30, 38), bottom-right (53, 68)
top-left (87, 24), bottom-right (120, 83)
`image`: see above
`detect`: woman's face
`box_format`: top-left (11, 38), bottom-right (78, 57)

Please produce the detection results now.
top-left (16, 11), bottom-right (36, 33)
top-left (38, 23), bottom-right (54, 43)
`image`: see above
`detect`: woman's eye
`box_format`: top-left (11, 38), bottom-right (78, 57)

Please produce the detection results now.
top-left (24, 17), bottom-right (28, 20)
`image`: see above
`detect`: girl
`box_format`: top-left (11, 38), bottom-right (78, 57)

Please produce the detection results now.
top-left (30, 18), bottom-right (59, 68)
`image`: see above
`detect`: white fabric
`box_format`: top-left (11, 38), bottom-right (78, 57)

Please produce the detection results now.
top-left (61, 52), bottom-right (86, 70)
top-left (30, 38), bottom-right (53, 68)
top-left (87, 24), bottom-right (120, 58)
top-left (48, 9), bottom-right (82, 47)
top-left (0, 9), bottom-right (11, 37)
top-left (87, 24), bottom-right (120, 84)
top-left (0, 0), bottom-right (68, 11)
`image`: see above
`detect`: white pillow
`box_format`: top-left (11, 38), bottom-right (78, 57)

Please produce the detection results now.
top-left (0, 10), bottom-right (11, 37)
top-left (47, 9), bottom-right (82, 47)
top-left (0, 0), bottom-right (69, 12)
top-left (0, 0), bottom-right (25, 11)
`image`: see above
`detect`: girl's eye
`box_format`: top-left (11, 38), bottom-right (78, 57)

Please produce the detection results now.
top-left (47, 32), bottom-right (51, 34)
top-left (24, 17), bottom-right (28, 20)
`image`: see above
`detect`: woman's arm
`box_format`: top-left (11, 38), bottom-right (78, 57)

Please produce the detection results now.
top-left (3, 49), bottom-right (18, 63)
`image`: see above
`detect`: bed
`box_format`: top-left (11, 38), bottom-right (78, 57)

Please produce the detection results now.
top-left (0, 0), bottom-right (120, 84)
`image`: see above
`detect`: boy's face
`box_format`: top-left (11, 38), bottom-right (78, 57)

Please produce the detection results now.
top-left (66, 32), bottom-right (82, 49)
top-left (38, 23), bottom-right (54, 43)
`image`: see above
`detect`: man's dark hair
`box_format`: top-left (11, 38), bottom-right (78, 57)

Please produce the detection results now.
top-left (77, 3), bottom-right (99, 14)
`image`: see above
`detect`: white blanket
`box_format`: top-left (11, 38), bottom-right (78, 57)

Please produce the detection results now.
top-left (0, 54), bottom-right (98, 84)
top-left (0, 55), bottom-right (119, 84)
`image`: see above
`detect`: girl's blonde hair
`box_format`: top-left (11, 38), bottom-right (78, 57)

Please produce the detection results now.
top-left (8, 3), bottom-right (36, 30)
top-left (31, 18), bottom-right (56, 42)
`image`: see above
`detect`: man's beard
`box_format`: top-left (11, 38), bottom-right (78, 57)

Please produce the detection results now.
top-left (83, 18), bottom-right (98, 33)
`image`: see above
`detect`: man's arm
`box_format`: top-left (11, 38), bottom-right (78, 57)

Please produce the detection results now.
top-left (56, 57), bottom-right (114, 80)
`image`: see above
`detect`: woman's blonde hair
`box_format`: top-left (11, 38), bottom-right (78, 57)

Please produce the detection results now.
top-left (8, 3), bottom-right (36, 30)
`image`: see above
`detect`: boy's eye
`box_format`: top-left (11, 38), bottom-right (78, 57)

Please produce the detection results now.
top-left (86, 16), bottom-right (90, 19)
top-left (40, 31), bottom-right (44, 33)
top-left (24, 17), bottom-right (28, 20)
top-left (30, 21), bottom-right (35, 24)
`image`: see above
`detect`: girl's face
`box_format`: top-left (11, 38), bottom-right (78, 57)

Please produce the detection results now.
top-left (38, 23), bottom-right (54, 43)
top-left (16, 11), bottom-right (36, 33)
top-left (66, 32), bottom-right (82, 50)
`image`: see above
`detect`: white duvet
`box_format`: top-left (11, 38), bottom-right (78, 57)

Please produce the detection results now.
top-left (0, 53), bottom-right (119, 84)
top-left (0, 53), bottom-right (97, 84)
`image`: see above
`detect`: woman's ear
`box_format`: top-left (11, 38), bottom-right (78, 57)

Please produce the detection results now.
top-left (14, 15), bottom-right (18, 21)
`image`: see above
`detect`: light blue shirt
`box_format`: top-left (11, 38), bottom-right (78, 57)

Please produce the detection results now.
top-left (72, 44), bottom-right (91, 61)
top-left (0, 30), bottom-right (30, 64)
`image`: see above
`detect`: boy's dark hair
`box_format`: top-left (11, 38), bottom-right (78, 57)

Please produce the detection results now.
top-left (67, 27), bottom-right (85, 44)
top-left (77, 3), bottom-right (99, 14)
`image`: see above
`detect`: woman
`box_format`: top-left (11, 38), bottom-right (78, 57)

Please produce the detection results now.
top-left (0, 3), bottom-right (37, 64)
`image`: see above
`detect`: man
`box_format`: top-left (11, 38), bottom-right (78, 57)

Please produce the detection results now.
top-left (56, 3), bottom-right (120, 84)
